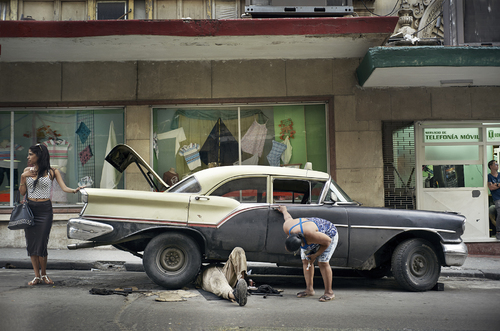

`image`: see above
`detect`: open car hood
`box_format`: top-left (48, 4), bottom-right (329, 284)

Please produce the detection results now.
top-left (105, 144), bottom-right (168, 191)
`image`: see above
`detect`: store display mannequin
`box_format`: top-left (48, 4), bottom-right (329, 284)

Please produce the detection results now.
top-left (163, 168), bottom-right (179, 187)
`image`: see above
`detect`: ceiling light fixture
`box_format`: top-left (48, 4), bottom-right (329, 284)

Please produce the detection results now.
top-left (440, 79), bottom-right (473, 86)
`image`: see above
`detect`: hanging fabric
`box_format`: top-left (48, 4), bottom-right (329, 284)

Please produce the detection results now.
top-left (100, 121), bottom-right (122, 189)
top-left (179, 143), bottom-right (201, 170)
top-left (267, 140), bottom-right (287, 167)
top-left (281, 136), bottom-right (293, 165)
top-left (241, 120), bottom-right (268, 158)
top-left (199, 118), bottom-right (239, 166)
top-left (76, 122), bottom-right (91, 144)
top-left (79, 145), bottom-right (93, 166)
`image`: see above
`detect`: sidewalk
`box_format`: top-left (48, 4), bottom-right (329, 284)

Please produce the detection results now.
top-left (1, 247), bottom-right (500, 281)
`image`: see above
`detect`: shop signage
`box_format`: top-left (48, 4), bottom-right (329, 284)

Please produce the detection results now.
top-left (423, 128), bottom-right (481, 143)
top-left (487, 128), bottom-right (500, 142)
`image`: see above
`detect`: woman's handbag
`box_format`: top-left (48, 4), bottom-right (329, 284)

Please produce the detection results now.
top-left (8, 197), bottom-right (34, 230)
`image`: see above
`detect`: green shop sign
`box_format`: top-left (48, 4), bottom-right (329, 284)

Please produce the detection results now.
top-left (487, 128), bottom-right (500, 142)
top-left (423, 128), bottom-right (481, 143)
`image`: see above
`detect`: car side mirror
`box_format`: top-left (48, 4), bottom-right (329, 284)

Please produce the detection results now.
top-left (330, 191), bottom-right (338, 203)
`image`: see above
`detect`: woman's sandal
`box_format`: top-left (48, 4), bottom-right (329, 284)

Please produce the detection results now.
top-left (319, 294), bottom-right (335, 302)
top-left (28, 277), bottom-right (41, 286)
top-left (41, 275), bottom-right (54, 285)
top-left (296, 291), bottom-right (314, 298)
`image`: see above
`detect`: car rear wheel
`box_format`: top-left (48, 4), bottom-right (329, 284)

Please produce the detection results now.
top-left (143, 232), bottom-right (201, 289)
top-left (391, 238), bottom-right (440, 292)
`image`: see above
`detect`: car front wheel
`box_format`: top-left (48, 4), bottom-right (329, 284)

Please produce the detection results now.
top-left (143, 232), bottom-right (202, 289)
top-left (391, 238), bottom-right (441, 292)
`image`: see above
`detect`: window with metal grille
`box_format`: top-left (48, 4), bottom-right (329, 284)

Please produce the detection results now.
top-left (382, 122), bottom-right (416, 209)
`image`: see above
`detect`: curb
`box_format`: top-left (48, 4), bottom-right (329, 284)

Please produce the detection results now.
top-left (2, 259), bottom-right (499, 281)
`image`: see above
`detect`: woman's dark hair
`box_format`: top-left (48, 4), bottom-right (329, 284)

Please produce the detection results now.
top-left (285, 233), bottom-right (304, 252)
top-left (29, 144), bottom-right (52, 191)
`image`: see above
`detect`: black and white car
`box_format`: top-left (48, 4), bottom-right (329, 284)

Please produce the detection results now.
top-left (68, 144), bottom-right (468, 291)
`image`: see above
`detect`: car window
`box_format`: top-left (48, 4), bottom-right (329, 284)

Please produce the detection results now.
top-left (311, 181), bottom-right (326, 203)
top-left (167, 176), bottom-right (202, 193)
top-left (272, 179), bottom-right (326, 204)
top-left (324, 179), bottom-right (353, 203)
top-left (210, 177), bottom-right (267, 203)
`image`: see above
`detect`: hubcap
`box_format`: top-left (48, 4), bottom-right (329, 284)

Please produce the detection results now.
top-left (159, 247), bottom-right (185, 272)
top-left (410, 253), bottom-right (427, 277)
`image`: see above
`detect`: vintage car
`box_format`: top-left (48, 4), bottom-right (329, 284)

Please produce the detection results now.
top-left (67, 145), bottom-right (468, 292)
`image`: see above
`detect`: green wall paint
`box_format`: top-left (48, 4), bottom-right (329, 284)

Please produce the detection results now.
top-left (273, 104), bottom-right (327, 171)
top-left (305, 104), bottom-right (327, 172)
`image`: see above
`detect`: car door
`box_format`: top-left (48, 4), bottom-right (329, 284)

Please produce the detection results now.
top-left (189, 176), bottom-right (269, 254)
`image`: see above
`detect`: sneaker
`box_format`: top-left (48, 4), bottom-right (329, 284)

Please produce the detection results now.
top-left (233, 279), bottom-right (248, 306)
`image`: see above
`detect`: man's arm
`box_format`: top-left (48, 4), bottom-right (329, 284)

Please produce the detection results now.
top-left (488, 181), bottom-right (500, 191)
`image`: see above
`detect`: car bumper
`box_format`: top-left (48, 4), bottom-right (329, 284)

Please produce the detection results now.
top-left (442, 242), bottom-right (468, 266)
top-left (67, 218), bottom-right (114, 241)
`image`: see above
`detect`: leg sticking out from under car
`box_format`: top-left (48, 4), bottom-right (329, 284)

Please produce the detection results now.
top-left (195, 247), bottom-right (249, 306)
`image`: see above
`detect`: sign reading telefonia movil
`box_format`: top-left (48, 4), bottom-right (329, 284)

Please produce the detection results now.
top-left (424, 128), bottom-right (481, 143)
top-left (424, 128), bottom-right (500, 143)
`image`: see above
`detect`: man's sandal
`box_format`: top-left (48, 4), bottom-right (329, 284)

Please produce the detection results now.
top-left (41, 275), bottom-right (54, 285)
top-left (28, 277), bottom-right (41, 286)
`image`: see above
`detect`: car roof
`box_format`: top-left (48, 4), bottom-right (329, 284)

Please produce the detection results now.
top-left (182, 165), bottom-right (330, 193)
top-left (105, 144), bottom-right (331, 192)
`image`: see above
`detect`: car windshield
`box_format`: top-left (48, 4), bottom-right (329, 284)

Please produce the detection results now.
top-left (167, 176), bottom-right (202, 193)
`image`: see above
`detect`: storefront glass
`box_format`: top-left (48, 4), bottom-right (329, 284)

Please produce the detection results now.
top-left (0, 109), bottom-right (124, 206)
top-left (420, 127), bottom-right (484, 189)
top-left (424, 145), bottom-right (480, 161)
top-left (152, 104), bottom-right (327, 185)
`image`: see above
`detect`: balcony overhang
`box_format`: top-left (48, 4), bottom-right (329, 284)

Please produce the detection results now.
top-left (0, 17), bottom-right (397, 62)
top-left (357, 46), bottom-right (500, 87)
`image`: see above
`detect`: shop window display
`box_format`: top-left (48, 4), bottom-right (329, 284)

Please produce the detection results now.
top-left (0, 109), bottom-right (124, 206)
top-left (153, 104), bottom-right (327, 186)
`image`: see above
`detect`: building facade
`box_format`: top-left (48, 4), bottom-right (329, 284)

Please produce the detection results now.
top-left (1, 0), bottom-right (499, 247)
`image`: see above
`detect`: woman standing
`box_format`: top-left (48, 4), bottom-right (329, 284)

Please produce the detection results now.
top-left (19, 144), bottom-right (81, 286)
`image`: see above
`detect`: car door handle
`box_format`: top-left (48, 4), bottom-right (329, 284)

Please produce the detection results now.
top-left (195, 196), bottom-right (210, 201)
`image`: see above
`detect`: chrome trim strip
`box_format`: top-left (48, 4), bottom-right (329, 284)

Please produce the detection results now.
top-left (82, 215), bottom-right (188, 225)
top-left (351, 225), bottom-right (456, 234)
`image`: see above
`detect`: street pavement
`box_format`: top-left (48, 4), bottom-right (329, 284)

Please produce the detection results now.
top-left (1, 246), bottom-right (500, 281)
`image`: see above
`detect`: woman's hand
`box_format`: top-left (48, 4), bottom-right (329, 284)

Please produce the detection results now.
top-left (307, 252), bottom-right (320, 264)
top-left (21, 167), bottom-right (36, 178)
top-left (277, 205), bottom-right (287, 214)
top-left (73, 186), bottom-right (84, 193)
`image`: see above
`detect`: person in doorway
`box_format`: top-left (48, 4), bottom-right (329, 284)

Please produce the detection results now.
top-left (19, 144), bottom-right (82, 286)
top-left (277, 205), bottom-right (338, 302)
top-left (195, 246), bottom-right (248, 306)
top-left (487, 160), bottom-right (500, 240)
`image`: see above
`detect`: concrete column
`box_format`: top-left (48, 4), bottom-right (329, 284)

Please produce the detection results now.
top-left (125, 105), bottom-right (152, 191)
top-left (87, 0), bottom-right (95, 20)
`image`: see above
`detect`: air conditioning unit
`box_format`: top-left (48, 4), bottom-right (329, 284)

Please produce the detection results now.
top-left (244, 0), bottom-right (353, 17)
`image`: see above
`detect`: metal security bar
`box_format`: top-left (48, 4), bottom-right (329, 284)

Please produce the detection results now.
top-left (382, 121), bottom-right (416, 209)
